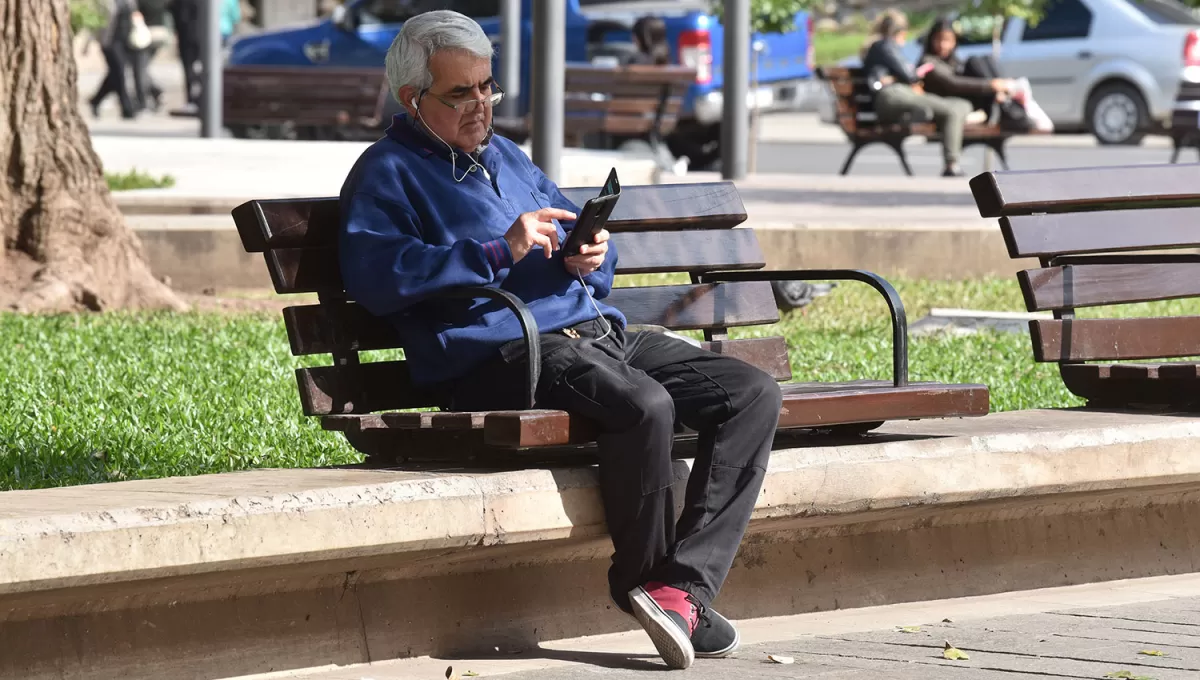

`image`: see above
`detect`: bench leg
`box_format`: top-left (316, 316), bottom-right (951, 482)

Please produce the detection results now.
top-left (839, 142), bottom-right (865, 175)
top-left (1171, 137), bottom-right (1183, 164)
top-left (990, 140), bottom-right (1010, 171)
top-left (887, 140), bottom-right (914, 176)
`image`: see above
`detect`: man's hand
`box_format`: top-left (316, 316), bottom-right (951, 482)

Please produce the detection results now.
top-left (564, 229), bottom-right (610, 277)
top-left (505, 208), bottom-right (575, 262)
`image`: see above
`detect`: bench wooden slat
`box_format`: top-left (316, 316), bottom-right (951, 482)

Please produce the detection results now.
top-left (1031, 317), bottom-right (1200, 362)
top-left (1020, 262), bottom-right (1200, 311)
top-left (265, 229), bottom-right (765, 295)
top-left (481, 382), bottom-right (990, 448)
top-left (565, 65), bottom-right (697, 86)
top-left (1002, 208), bottom-right (1200, 258)
top-left (295, 336), bottom-right (792, 416)
top-left (283, 282), bottom-right (777, 355)
top-left (233, 183), bottom-right (748, 253)
top-left (971, 165), bottom-right (1200, 218)
top-left (1060, 363), bottom-right (1200, 407)
top-left (565, 97), bottom-right (684, 115)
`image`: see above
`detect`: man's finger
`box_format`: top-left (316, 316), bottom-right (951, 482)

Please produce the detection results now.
top-left (533, 233), bottom-right (554, 257)
top-left (593, 229), bottom-right (610, 243)
top-left (533, 208), bottom-right (577, 223)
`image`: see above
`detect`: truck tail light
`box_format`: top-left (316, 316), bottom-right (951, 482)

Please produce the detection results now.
top-left (678, 29), bottom-right (712, 84)
top-left (1187, 30), bottom-right (1200, 67)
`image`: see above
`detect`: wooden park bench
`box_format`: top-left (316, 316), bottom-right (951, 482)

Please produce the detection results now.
top-left (222, 65), bottom-right (390, 140)
top-left (492, 64), bottom-right (695, 155)
top-left (232, 182), bottom-right (989, 465)
top-left (820, 66), bottom-right (1024, 176)
top-left (971, 164), bottom-right (1200, 409)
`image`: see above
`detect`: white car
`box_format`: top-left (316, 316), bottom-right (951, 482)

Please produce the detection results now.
top-left (824, 0), bottom-right (1200, 144)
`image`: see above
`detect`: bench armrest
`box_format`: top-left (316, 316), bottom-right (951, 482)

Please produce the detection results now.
top-left (433, 286), bottom-right (541, 409)
top-left (698, 270), bottom-right (909, 387)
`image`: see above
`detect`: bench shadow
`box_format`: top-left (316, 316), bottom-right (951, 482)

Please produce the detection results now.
top-left (436, 647), bottom-right (665, 672)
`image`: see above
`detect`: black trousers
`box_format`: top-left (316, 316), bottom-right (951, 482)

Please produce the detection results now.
top-left (130, 45), bottom-right (164, 111)
top-left (91, 45), bottom-right (136, 118)
top-left (448, 318), bottom-right (782, 609)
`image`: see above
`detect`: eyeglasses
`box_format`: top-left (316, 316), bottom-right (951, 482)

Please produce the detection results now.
top-left (421, 83), bottom-right (505, 114)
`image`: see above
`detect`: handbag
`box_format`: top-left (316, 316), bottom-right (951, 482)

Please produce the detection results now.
top-left (128, 12), bottom-right (153, 51)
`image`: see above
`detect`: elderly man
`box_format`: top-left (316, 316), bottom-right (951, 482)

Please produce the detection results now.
top-left (339, 10), bottom-right (781, 670)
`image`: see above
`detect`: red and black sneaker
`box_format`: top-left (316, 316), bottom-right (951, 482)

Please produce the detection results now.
top-left (627, 582), bottom-right (699, 669)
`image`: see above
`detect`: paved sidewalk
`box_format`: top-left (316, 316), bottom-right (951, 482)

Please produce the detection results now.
top-left (229, 573), bottom-right (1200, 680)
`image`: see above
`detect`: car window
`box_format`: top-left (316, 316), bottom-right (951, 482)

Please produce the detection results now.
top-left (1021, 0), bottom-right (1093, 41)
top-left (1122, 0), bottom-right (1200, 25)
top-left (359, 0), bottom-right (499, 25)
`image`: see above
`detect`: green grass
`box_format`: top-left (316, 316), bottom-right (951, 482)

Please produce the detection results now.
top-left (813, 30), bottom-right (867, 66)
top-left (105, 168), bottom-right (176, 191)
top-left (4, 277), bottom-right (1199, 491)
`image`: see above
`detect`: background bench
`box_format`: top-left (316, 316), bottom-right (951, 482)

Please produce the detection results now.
top-left (820, 66), bottom-right (1017, 176)
top-left (233, 182), bottom-right (988, 465)
top-left (971, 164), bottom-right (1200, 409)
top-left (493, 64), bottom-right (695, 155)
top-left (222, 65), bottom-right (390, 141)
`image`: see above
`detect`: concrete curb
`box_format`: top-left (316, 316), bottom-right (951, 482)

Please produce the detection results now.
top-left (6, 410), bottom-right (1200, 678)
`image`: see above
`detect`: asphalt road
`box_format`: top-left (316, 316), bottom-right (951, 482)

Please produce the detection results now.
top-left (751, 136), bottom-right (1184, 177)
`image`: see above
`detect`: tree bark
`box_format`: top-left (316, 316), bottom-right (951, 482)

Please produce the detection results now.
top-left (0, 0), bottom-right (185, 312)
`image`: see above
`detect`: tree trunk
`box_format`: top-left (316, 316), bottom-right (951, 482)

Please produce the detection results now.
top-left (0, 0), bottom-right (185, 312)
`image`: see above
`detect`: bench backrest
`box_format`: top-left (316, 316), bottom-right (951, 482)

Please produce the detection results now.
top-left (970, 165), bottom-right (1200, 364)
top-left (233, 182), bottom-right (785, 417)
top-left (562, 65), bottom-right (696, 142)
top-left (819, 66), bottom-right (879, 136)
top-left (223, 66), bottom-right (389, 128)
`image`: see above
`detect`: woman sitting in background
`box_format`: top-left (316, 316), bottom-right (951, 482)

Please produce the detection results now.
top-left (918, 17), bottom-right (1035, 132)
top-left (862, 9), bottom-right (973, 177)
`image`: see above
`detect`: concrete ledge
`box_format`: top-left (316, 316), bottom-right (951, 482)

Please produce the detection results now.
top-left (5, 409), bottom-right (1200, 678)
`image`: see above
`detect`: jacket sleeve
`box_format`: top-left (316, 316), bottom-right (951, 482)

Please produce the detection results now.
top-left (339, 191), bottom-right (513, 317)
top-left (531, 163), bottom-right (619, 300)
top-left (923, 58), bottom-right (996, 97)
top-left (880, 41), bottom-right (919, 84)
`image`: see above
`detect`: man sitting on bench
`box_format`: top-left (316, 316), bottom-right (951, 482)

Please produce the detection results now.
top-left (337, 10), bottom-right (782, 671)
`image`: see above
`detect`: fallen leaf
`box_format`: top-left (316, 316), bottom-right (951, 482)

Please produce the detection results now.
top-left (942, 640), bottom-right (970, 661)
top-left (1138, 650), bottom-right (1166, 657)
top-left (1104, 671), bottom-right (1155, 680)
top-left (766, 655), bottom-right (795, 664)
top-left (463, 673), bottom-right (479, 678)
top-left (897, 625), bottom-right (922, 633)
top-left (942, 618), bottom-right (953, 623)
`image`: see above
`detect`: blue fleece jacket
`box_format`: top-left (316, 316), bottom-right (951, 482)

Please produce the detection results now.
top-left (339, 115), bottom-right (625, 386)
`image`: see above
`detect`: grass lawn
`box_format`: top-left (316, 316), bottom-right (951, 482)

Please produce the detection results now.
top-left (813, 30), bottom-right (867, 67)
top-left (3, 277), bottom-right (1196, 491)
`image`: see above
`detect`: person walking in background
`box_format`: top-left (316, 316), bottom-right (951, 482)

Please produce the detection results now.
top-left (630, 16), bottom-right (669, 66)
top-left (90, 0), bottom-right (138, 119)
top-left (170, 0), bottom-right (202, 106)
top-left (130, 0), bottom-right (169, 112)
top-left (221, 0), bottom-right (241, 45)
top-left (863, 9), bottom-right (972, 177)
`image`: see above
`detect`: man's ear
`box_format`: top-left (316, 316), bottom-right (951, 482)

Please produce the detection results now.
top-left (398, 86), bottom-right (419, 117)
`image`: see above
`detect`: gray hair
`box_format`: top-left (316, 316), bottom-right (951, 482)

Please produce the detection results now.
top-left (385, 10), bottom-right (495, 100)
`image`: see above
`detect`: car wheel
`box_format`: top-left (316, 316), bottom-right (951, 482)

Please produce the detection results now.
top-left (1086, 82), bottom-right (1148, 145)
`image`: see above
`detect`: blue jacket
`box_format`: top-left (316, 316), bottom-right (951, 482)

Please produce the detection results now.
top-left (339, 115), bottom-right (624, 386)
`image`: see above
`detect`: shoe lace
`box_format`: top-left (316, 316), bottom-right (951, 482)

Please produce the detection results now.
top-left (686, 593), bottom-right (708, 629)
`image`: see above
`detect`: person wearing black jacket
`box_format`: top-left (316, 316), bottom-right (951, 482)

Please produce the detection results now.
top-left (89, 0), bottom-right (138, 119)
top-left (170, 0), bottom-right (203, 106)
top-left (862, 9), bottom-right (972, 177)
top-left (630, 16), bottom-right (669, 66)
top-left (919, 17), bottom-right (1033, 132)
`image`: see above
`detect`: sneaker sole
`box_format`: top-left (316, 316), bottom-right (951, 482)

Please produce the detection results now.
top-left (628, 586), bottom-right (695, 670)
top-left (694, 626), bottom-right (740, 658)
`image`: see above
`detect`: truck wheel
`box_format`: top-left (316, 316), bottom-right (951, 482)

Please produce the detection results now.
top-left (1086, 82), bottom-right (1148, 146)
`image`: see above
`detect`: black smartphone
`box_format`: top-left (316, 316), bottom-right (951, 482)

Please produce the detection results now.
top-left (562, 168), bottom-right (621, 257)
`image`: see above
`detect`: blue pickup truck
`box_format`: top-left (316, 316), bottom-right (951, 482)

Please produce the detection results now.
top-left (227, 0), bottom-right (813, 168)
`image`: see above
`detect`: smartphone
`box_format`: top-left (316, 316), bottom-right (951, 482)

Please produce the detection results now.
top-left (562, 168), bottom-right (621, 257)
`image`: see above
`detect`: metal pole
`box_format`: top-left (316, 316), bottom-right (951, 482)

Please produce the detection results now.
top-left (721, 0), bottom-right (750, 180)
top-left (748, 39), bottom-right (764, 174)
top-left (201, 0), bottom-right (223, 138)
top-left (531, 0), bottom-right (564, 183)
top-left (498, 0), bottom-right (521, 119)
